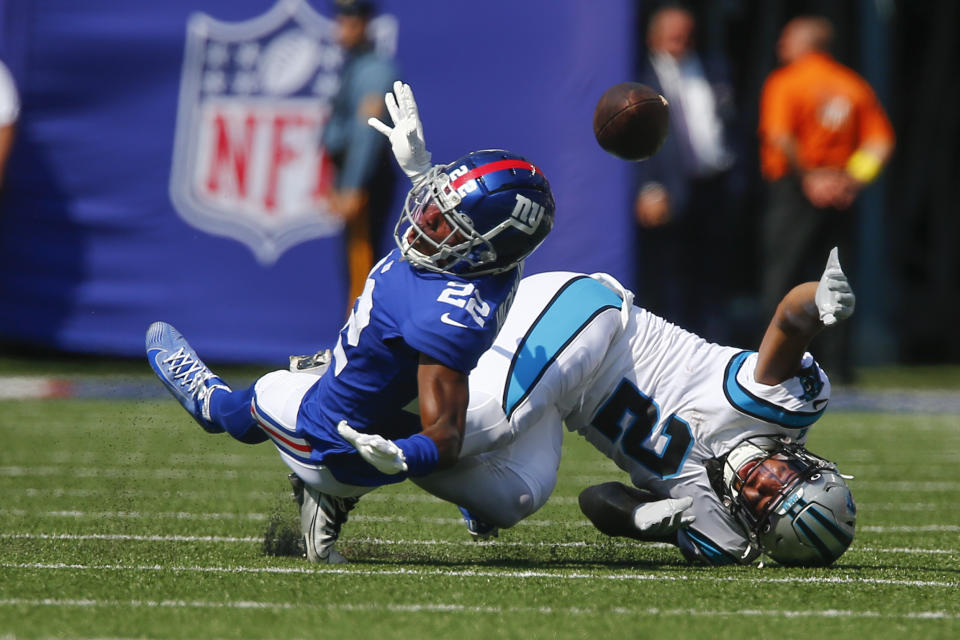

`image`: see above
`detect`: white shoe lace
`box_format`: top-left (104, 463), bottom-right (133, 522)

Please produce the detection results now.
top-left (162, 347), bottom-right (226, 420)
top-left (162, 347), bottom-right (211, 392)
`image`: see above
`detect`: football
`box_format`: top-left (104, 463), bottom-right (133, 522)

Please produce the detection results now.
top-left (592, 82), bottom-right (669, 161)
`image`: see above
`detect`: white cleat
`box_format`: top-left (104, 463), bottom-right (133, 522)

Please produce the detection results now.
top-left (289, 473), bottom-right (357, 564)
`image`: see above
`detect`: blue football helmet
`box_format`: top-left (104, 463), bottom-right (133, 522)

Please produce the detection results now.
top-left (394, 149), bottom-right (555, 277)
top-left (718, 436), bottom-right (856, 566)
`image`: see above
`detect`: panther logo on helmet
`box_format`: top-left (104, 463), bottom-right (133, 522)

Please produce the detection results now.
top-left (394, 149), bottom-right (555, 277)
top-left (716, 436), bottom-right (856, 566)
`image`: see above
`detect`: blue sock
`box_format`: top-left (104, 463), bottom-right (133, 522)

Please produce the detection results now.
top-left (208, 385), bottom-right (266, 444)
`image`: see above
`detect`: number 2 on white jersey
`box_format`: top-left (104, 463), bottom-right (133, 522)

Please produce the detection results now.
top-left (592, 379), bottom-right (693, 478)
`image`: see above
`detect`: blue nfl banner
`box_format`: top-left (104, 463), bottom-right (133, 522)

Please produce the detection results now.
top-left (170, 1), bottom-right (345, 264)
top-left (170, 1), bottom-right (399, 264)
top-left (0, 0), bottom-right (634, 362)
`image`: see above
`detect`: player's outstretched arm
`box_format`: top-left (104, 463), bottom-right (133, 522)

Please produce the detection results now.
top-left (338, 353), bottom-right (468, 476)
top-left (368, 80), bottom-right (433, 188)
top-left (415, 354), bottom-right (468, 468)
top-left (755, 247), bottom-right (855, 385)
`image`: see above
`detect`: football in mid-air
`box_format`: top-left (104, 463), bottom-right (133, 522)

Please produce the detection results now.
top-left (592, 82), bottom-right (669, 161)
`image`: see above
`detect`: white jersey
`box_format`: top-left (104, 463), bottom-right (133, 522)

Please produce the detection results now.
top-left (467, 271), bottom-right (831, 564)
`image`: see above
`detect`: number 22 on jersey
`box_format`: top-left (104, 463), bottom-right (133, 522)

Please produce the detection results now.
top-left (332, 277), bottom-right (492, 376)
top-left (437, 282), bottom-right (490, 327)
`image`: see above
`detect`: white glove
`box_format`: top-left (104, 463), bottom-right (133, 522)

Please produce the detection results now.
top-left (337, 420), bottom-right (408, 475)
top-left (368, 81), bottom-right (433, 187)
top-left (632, 496), bottom-right (696, 538)
top-left (815, 247), bottom-right (856, 326)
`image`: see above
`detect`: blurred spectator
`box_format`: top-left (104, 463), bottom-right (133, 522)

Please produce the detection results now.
top-left (758, 15), bottom-right (894, 382)
top-left (633, 4), bottom-right (742, 342)
top-left (0, 59), bottom-right (19, 190)
top-left (322, 0), bottom-right (398, 307)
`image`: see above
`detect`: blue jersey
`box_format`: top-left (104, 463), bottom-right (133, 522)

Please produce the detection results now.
top-left (299, 248), bottom-right (521, 485)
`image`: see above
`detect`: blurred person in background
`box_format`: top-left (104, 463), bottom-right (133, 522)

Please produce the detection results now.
top-left (322, 0), bottom-right (399, 308)
top-left (633, 4), bottom-right (743, 343)
top-left (0, 59), bottom-right (19, 190)
top-left (758, 15), bottom-right (894, 383)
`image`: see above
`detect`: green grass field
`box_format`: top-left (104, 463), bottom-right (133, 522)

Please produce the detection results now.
top-left (2, 366), bottom-right (959, 639)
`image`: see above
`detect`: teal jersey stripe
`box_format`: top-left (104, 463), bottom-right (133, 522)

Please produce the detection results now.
top-left (503, 276), bottom-right (622, 418)
top-left (682, 529), bottom-right (738, 565)
top-left (722, 351), bottom-right (825, 428)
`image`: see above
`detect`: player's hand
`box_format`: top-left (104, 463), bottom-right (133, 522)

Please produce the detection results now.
top-left (815, 247), bottom-right (855, 326)
top-left (632, 496), bottom-right (696, 539)
top-left (337, 420), bottom-right (408, 475)
top-left (368, 81), bottom-right (433, 188)
top-left (802, 169), bottom-right (847, 209)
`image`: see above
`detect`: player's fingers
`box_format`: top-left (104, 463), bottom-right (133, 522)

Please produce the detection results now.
top-left (337, 420), bottom-right (363, 444)
top-left (384, 91), bottom-right (401, 124)
top-left (400, 82), bottom-right (419, 117)
top-left (821, 248), bottom-right (846, 280)
top-left (394, 81), bottom-right (409, 108)
top-left (367, 117), bottom-right (392, 136)
top-left (836, 292), bottom-right (855, 306)
top-left (389, 455), bottom-right (408, 473)
top-left (826, 247), bottom-right (840, 268)
top-left (666, 497), bottom-right (693, 526)
top-left (821, 313), bottom-right (837, 326)
top-left (392, 83), bottom-right (413, 122)
top-left (372, 439), bottom-right (400, 456)
top-left (828, 279), bottom-right (853, 294)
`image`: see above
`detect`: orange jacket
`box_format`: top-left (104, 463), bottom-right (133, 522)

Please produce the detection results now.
top-left (758, 52), bottom-right (894, 181)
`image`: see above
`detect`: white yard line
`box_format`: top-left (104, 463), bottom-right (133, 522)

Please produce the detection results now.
top-left (0, 466), bottom-right (281, 480)
top-left (2, 508), bottom-right (958, 533)
top-left (4, 488), bottom-right (955, 513)
top-left (0, 508), bottom-right (270, 521)
top-left (856, 546), bottom-right (959, 555)
top-left (1, 533), bottom-right (957, 556)
top-left (859, 525), bottom-right (960, 533)
top-left (0, 533), bottom-right (261, 543)
top-left (5, 466), bottom-right (960, 491)
top-left (2, 562), bottom-right (958, 588)
top-left (9, 486), bottom-right (449, 504)
top-left (0, 597), bottom-right (957, 620)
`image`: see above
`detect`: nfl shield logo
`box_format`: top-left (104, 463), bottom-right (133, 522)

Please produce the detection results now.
top-left (169, 0), bottom-right (395, 264)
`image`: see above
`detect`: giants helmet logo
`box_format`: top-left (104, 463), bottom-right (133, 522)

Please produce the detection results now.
top-left (169, 0), bottom-right (396, 264)
top-left (508, 194), bottom-right (546, 235)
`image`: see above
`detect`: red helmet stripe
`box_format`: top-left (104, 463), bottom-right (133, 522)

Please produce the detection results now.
top-left (449, 159), bottom-right (542, 190)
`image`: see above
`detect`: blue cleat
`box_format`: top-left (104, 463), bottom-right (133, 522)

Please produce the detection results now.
top-left (458, 506), bottom-right (499, 541)
top-left (145, 321), bottom-right (230, 433)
